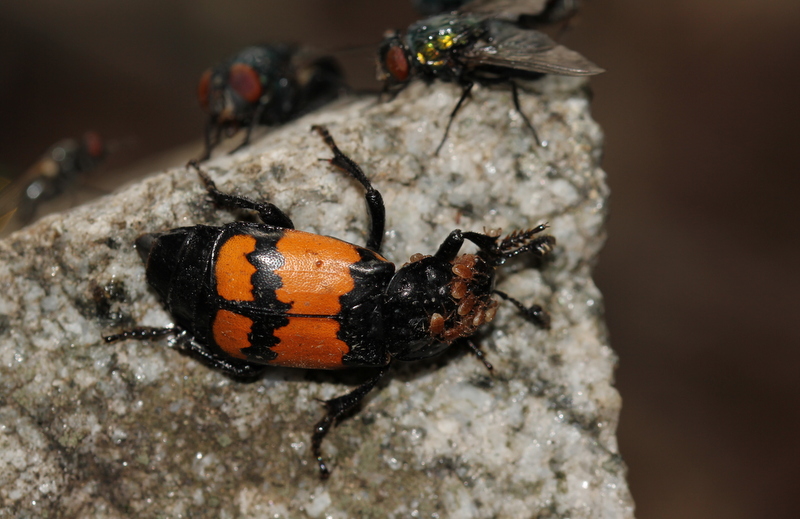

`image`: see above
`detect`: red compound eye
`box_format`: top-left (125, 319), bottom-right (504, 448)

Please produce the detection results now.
top-left (198, 69), bottom-right (212, 109)
top-left (83, 131), bottom-right (105, 158)
top-left (229, 63), bottom-right (262, 103)
top-left (385, 46), bottom-right (409, 82)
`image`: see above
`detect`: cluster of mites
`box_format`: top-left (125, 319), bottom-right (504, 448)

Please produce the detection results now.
top-left (13, 0), bottom-right (601, 479)
top-left (412, 251), bottom-right (501, 340)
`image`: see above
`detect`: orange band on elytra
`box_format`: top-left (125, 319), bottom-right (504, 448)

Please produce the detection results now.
top-left (216, 234), bottom-right (258, 301)
top-left (274, 230), bottom-right (361, 315)
top-left (212, 309), bottom-right (253, 360)
top-left (271, 317), bottom-right (350, 369)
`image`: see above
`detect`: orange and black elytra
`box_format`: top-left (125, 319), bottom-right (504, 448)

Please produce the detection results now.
top-left (105, 125), bottom-right (556, 478)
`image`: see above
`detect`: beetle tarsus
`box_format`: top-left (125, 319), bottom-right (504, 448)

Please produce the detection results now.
top-left (103, 326), bottom-right (179, 344)
top-left (313, 125), bottom-right (386, 252)
top-left (493, 290), bottom-right (551, 329)
top-left (188, 161), bottom-right (295, 229)
top-left (311, 364), bottom-right (390, 479)
top-left (464, 339), bottom-right (493, 372)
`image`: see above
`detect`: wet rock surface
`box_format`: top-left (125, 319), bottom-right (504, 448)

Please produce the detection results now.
top-left (0, 79), bottom-right (633, 518)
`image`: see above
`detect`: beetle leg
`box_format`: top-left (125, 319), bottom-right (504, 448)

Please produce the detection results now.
top-left (187, 161), bottom-right (295, 229)
top-left (104, 326), bottom-right (267, 378)
top-left (312, 125), bottom-right (386, 252)
top-left (434, 229), bottom-right (499, 262)
top-left (435, 81), bottom-right (474, 156)
top-left (103, 326), bottom-right (179, 343)
top-left (312, 363), bottom-right (391, 479)
top-left (510, 81), bottom-right (542, 147)
top-left (463, 338), bottom-right (493, 372)
top-left (177, 336), bottom-right (268, 379)
top-left (434, 230), bottom-right (466, 261)
top-left (493, 290), bottom-right (551, 329)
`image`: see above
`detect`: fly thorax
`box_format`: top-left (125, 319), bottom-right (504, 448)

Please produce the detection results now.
top-left (407, 13), bottom-right (476, 71)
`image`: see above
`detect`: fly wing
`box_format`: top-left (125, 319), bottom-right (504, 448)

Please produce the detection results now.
top-left (463, 21), bottom-right (604, 76)
top-left (458, 0), bottom-right (550, 17)
top-left (0, 176), bottom-right (23, 232)
top-left (0, 157), bottom-right (61, 232)
top-left (0, 178), bottom-right (20, 232)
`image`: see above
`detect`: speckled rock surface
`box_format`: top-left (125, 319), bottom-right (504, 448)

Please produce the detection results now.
top-left (0, 78), bottom-right (633, 518)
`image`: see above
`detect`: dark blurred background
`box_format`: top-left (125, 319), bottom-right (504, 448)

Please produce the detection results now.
top-left (2, 1), bottom-right (798, 517)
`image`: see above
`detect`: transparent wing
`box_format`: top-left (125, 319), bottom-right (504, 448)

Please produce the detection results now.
top-left (464, 21), bottom-right (604, 76)
top-left (0, 158), bottom-right (57, 232)
top-left (458, 0), bottom-right (549, 17)
top-left (0, 176), bottom-right (22, 232)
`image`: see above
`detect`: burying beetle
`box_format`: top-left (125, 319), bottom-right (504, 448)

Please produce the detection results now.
top-left (105, 126), bottom-right (555, 478)
top-left (379, 0), bottom-right (603, 154)
top-left (198, 44), bottom-right (344, 160)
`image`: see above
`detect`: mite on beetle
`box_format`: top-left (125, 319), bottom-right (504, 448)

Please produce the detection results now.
top-left (105, 126), bottom-right (555, 478)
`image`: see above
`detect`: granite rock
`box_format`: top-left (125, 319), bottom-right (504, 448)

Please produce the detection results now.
top-left (0, 78), bottom-right (633, 518)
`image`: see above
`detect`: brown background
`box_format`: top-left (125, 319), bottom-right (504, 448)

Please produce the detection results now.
top-left (2, 1), bottom-right (799, 517)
